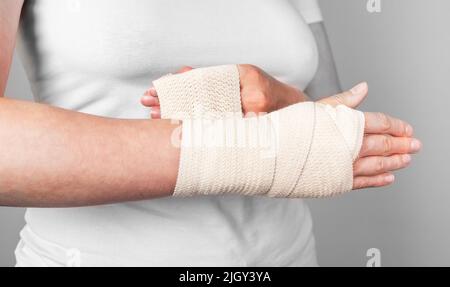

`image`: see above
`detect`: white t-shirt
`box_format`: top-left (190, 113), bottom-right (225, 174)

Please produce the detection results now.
top-left (17, 0), bottom-right (322, 266)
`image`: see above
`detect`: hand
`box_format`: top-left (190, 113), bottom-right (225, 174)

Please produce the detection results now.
top-left (141, 67), bottom-right (422, 190)
top-left (141, 64), bottom-right (307, 118)
top-left (141, 66), bottom-right (194, 119)
top-left (317, 82), bottom-right (422, 190)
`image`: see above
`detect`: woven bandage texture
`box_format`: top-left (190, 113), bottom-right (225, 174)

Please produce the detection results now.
top-left (153, 66), bottom-right (365, 198)
top-left (153, 65), bottom-right (242, 120)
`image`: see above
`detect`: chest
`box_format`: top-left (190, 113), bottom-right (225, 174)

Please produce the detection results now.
top-left (22, 0), bottom-right (318, 87)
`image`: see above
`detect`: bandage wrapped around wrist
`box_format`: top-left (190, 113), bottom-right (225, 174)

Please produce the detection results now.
top-left (153, 65), bottom-right (365, 198)
top-left (153, 65), bottom-right (242, 120)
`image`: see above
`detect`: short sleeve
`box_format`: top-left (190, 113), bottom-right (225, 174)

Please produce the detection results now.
top-left (289, 0), bottom-right (323, 24)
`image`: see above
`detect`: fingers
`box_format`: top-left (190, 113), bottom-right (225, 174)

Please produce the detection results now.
top-left (176, 66), bottom-right (194, 73)
top-left (318, 82), bottom-right (368, 108)
top-left (364, 112), bottom-right (414, 137)
top-left (141, 88), bottom-right (159, 107)
top-left (353, 173), bottom-right (395, 190)
top-left (141, 66), bottom-right (194, 109)
top-left (354, 116), bottom-right (422, 189)
top-left (143, 87), bottom-right (157, 97)
top-left (141, 96), bottom-right (159, 106)
top-left (150, 106), bottom-right (161, 119)
top-left (143, 86), bottom-right (160, 118)
top-left (354, 154), bottom-right (411, 176)
top-left (359, 134), bottom-right (422, 157)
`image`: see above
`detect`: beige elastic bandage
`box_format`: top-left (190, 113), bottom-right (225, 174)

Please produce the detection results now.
top-left (153, 65), bottom-right (242, 120)
top-left (153, 65), bottom-right (365, 198)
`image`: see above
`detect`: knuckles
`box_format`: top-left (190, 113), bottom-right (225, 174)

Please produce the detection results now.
top-left (377, 112), bottom-right (392, 132)
top-left (382, 135), bottom-right (392, 155)
top-left (239, 64), bottom-right (274, 113)
top-left (375, 158), bottom-right (385, 173)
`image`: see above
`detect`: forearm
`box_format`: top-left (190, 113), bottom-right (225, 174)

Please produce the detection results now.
top-left (305, 22), bottom-right (341, 100)
top-left (151, 66), bottom-right (364, 198)
top-left (0, 0), bottom-right (23, 95)
top-left (0, 97), bottom-right (180, 207)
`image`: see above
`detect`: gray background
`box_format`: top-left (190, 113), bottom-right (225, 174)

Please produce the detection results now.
top-left (1, 0), bottom-right (449, 266)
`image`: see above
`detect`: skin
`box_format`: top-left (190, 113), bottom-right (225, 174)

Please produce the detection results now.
top-left (1, 1), bottom-right (421, 207)
top-left (142, 70), bottom-right (422, 190)
top-left (0, 0), bottom-right (180, 207)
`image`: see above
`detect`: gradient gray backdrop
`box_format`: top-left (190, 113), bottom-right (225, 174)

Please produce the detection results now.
top-left (1, 0), bottom-right (448, 266)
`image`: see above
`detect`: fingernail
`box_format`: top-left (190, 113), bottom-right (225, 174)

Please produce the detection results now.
top-left (385, 174), bottom-right (395, 183)
top-left (410, 139), bottom-right (422, 152)
top-left (350, 82), bottom-right (368, 95)
top-left (403, 154), bottom-right (412, 164)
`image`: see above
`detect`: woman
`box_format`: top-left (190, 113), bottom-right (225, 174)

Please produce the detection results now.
top-left (0, 0), bottom-right (420, 266)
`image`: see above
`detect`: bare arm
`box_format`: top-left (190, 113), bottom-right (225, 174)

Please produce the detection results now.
top-left (0, 0), bottom-right (22, 95)
top-left (305, 22), bottom-right (342, 100)
top-left (0, 1), bottom-right (179, 207)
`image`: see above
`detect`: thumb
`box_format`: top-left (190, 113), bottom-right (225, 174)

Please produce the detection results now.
top-left (318, 82), bottom-right (368, 108)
